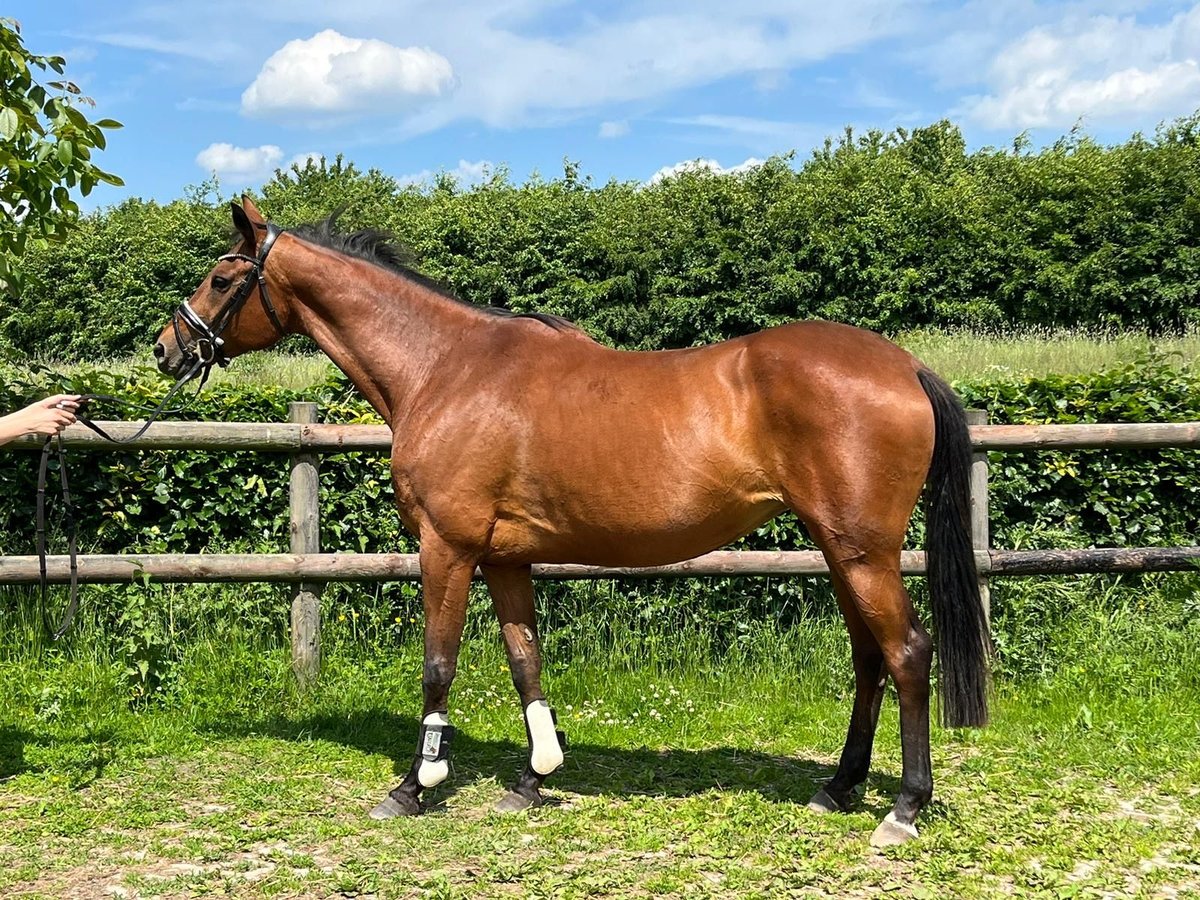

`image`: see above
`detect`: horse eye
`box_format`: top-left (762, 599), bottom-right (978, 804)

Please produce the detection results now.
top-left (211, 275), bottom-right (231, 291)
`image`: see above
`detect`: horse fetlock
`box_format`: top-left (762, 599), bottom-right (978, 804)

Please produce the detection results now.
top-left (525, 700), bottom-right (565, 775)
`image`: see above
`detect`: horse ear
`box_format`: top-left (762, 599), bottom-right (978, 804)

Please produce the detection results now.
top-left (240, 193), bottom-right (267, 227)
top-left (230, 201), bottom-right (258, 250)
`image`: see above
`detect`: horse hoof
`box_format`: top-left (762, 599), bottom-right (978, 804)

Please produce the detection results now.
top-left (806, 788), bottom-right (843, 814)
top-left (369, 794), bottom-right (420, 820)
top-left (495, 790), bottom-right (542, 814)
top-left (869, 813), bottom-right (919, 847)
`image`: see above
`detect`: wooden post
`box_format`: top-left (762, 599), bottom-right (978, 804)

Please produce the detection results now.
top-left (966, 409), bottom-right (991, 626)
top-left (289, 402), bottom-right (322, 687)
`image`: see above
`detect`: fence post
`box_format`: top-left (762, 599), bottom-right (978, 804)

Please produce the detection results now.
top-left (289, 402), bottom-right (321, 687)
top-left (965, 409), bottom-right (991, 626)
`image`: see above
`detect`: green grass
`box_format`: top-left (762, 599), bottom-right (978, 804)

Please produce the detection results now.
top-left (2, 594), bottom-right (1198, 899)
top-left (11, 328), bottom-right (1200, 393)
top-left (896, 328), bottom-right (1200, 381)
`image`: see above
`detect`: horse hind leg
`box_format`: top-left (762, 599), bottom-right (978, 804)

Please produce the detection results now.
top-left (807, 570), bottom-right (888, 814)
top-left (482, 564), bottom-right (565, 813)
top-left (809, 524), bottom-right (934, 846)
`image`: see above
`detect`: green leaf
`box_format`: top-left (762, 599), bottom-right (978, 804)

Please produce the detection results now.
top-left (56, 139), bottom-right (72, 164)
top-left (95, 118), bottom-right (123, 129)
top-left (0, 106), bottom-right (16, 140)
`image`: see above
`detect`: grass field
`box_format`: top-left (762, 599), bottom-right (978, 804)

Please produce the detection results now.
top-left (2, 584), bottom-right (1198, 900)
top-left (10, 328), bottom-right (1200, 390)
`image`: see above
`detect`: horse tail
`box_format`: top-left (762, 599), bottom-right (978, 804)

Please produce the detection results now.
top-left (917, 368), bottom-right (991, 728)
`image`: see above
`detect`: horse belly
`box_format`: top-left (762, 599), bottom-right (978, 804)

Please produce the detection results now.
top-left (486, 482), bottom-right (786, 568)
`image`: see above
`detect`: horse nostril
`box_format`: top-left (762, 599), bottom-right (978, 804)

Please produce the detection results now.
top-left (153, 342), bottom-right (166, 360)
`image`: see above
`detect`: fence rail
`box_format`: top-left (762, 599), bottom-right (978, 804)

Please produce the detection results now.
top-left (4, 547), bottom-right (1200, 585)
top-left (5, 408), bottom-right (1199, 678)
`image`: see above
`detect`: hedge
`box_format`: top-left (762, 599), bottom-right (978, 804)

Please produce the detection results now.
top-left (6, 114), bottom-right (1200, 359)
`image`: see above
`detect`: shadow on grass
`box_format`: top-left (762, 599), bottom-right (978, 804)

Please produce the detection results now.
top-left (205, 711), bottom-right (900, 814)
top-left (0, 724), bottom-right (116, 788)
top-left (0, 725), bottom-right (30, 780)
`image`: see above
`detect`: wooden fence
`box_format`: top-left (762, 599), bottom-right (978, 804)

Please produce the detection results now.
top-left (3, 403), bottom-right (1200, 682)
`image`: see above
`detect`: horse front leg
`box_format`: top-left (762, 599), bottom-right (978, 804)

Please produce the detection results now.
top-left (370, 535), bottom-right (474, 819)
top-left (482, 564), bottom-right (565, 813)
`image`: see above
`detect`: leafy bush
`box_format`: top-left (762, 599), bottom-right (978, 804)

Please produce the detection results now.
top-left (7, 114), bottom-right (1200, 358)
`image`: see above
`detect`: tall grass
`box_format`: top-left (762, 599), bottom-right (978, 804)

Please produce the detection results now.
top-left (896, 327), bottom-right (1200, 380)
top-left (8, 329), bottom-right (1200, 392)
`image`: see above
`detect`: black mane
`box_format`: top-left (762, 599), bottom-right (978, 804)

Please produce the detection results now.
top-left (286, 216), bottom-right (581, 334)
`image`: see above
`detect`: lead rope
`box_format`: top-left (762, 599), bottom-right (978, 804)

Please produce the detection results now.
top-left (35, 354), bottom-right (210, 640)
top-left (37, 434), bottom-right (79, 640)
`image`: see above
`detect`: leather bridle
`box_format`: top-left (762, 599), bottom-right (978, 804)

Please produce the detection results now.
top-left (171, 222), bottom-right (285, 372)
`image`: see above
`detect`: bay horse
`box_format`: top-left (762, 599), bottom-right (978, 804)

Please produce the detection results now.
top-left (153, 196), bottom-right (990, 846)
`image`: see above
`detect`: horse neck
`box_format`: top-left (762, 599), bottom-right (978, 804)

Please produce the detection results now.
top-left (277, 239), bottom-right (478, 425)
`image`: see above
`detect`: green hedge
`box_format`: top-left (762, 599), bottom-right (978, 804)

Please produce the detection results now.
top-left (7, 114), bottom-right (1200, 358)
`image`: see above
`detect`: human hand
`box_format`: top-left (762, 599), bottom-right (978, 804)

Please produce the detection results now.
top-left (13, 394), bottom-right (82, 437)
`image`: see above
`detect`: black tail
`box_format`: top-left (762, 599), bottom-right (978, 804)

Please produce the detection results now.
top-left (917, 369), bottom-right (991, 728)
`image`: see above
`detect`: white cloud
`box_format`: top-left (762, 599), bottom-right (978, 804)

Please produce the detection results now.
top-left (398, 158), bottom-right (493, 187)
top-left (241, 29), bottom-right (455, 119)
top-left (646, 157), bottom-right (764, 185)
top-left (195, 143), bottom-right (284, 181)
top-left (599, 119), bottom-right (630, 139)
top-left (964, 7), bottom-right (1200, 128)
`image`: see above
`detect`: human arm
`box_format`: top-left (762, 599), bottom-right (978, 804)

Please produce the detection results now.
top-left (0, 395), bottom-right (82, 447)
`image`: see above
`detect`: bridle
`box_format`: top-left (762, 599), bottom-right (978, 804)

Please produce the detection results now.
top-left (36, 222), bottom-right (287, 640)
top-left (171, 222), bottom-right (285, 372)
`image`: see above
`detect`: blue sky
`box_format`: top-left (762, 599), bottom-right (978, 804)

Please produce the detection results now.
top-left (9, 0), bottom-right (1200, 210)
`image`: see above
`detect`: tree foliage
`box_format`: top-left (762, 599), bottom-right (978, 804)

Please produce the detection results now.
top-left (0, 17), bottom-right (123, 296)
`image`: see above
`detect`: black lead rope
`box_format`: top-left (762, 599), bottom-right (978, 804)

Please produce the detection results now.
top-left (37, 434), bottom-right (79, 640)
top-left (34, 360), bottom-right (208, 642)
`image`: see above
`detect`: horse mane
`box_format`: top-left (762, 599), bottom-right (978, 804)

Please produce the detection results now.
top-left (286, 215), bottom-right (584, 336)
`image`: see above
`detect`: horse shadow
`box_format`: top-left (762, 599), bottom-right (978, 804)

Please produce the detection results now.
top-left (206, 710), bottom-right (901, 814)
top-left (0, 724), bottom-right (116, 787)
top-left (0, 725), bottom-right (30, 780)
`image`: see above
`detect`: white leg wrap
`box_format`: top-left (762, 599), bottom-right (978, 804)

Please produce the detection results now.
top-left (526, 700), bottom-right (564, 775)
top-left (417, 712), bottom-right (450, 788)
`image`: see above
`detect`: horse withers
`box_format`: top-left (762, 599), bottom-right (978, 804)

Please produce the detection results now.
top-left (153, 196), bottom-right (990, 846)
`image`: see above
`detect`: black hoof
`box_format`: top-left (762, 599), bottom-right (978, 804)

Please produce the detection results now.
top-left (369, 793), bottom-right (421, 820)
top-left (806, 787), bottom-right (845, 814)
top-left (495, 787), bottom-right (543, 814)
top-left (870, 813), bottom-right (919, 847)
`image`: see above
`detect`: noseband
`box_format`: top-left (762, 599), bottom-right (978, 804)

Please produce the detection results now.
top-left (171, 222), bottom-right (286, 372)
